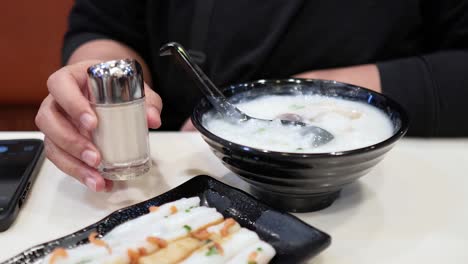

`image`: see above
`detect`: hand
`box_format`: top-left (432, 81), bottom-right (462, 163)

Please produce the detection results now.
top-left (294, 64), bottom-right (382, 93)
top-left (35, 60), bottom-right (163, 192)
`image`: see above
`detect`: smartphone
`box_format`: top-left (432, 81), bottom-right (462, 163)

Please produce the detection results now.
top-left (0, 139), bottom-right (44, 232)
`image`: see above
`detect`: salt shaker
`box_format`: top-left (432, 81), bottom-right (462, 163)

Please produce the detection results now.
top-left (87, 59), bottom-right (151, 180)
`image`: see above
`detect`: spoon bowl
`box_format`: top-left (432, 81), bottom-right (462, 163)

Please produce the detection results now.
top-left (159, 42), bottom-right (334, 147)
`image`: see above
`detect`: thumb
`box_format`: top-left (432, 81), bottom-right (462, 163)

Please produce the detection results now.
top-left (144, 83), bottom-right (163, 129)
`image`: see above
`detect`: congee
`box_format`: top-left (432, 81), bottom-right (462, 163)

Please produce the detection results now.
top-left (203, 94), bottom-right (394, 153)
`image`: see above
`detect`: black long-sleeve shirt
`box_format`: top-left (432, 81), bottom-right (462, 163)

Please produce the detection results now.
top-left (63, 0), bottom-right (468, 136)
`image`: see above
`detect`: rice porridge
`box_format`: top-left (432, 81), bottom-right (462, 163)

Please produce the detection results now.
top-left (203, 95), bottom-right (394, 153)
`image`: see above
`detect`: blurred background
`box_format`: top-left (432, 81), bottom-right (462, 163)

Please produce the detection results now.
top-left (0, 0), bottom-right (74, 130)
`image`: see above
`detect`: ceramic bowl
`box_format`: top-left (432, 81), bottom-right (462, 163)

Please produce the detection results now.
top-left (192, 79), bottom-right (409, 212)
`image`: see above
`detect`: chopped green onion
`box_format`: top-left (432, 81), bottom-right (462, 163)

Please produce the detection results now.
top-left (289, 104), bottom-right (305, 110)
top-left (185, 206), bottom-right (196, 213)
top-left (206, 246), bottom-right (219, 256)
top-left (257, 247), bottom-right (263, 251)
top-left (183, 225), bottom-right (192, 232)
top-left (76, 260), bottom-right (92, 264)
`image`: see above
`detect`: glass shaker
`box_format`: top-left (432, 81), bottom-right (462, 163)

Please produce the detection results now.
top-left (87, 59), bottom-right (151, 180)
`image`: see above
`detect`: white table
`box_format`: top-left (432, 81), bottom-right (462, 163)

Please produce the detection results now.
top-left (0, 132), bottom-right (467, 263)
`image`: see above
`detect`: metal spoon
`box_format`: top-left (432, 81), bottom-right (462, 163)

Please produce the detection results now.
top-left (159, 42), bottom-right (334, 147)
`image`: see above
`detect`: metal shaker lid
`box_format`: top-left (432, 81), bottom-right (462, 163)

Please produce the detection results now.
top-left (87, 59), bottom-right (145, 104)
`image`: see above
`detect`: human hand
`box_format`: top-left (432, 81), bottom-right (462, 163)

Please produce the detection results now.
top-left (35, 60), bottom-right (163, 192)
top-left (293, 64), bottom-right (382, 93)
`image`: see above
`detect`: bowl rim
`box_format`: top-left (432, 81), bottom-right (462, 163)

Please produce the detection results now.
top-left (191, 78), bottom-right (409, 158)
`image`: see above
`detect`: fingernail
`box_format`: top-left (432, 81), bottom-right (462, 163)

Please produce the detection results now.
top-left (80, 113), bottom-right (96, 130)
top-left (81, 150), bottom-right (98, 167)
top-left (84, 176), bottom-right (97, 192)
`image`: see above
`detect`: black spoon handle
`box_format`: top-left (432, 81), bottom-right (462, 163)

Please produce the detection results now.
top-left (159, 42), bottom-right (247, 121)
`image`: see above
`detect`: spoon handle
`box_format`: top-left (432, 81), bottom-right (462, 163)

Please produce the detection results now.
top-left (159, 42), bottom-right (247, 121)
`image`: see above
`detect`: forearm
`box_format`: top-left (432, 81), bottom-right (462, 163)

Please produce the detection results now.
top-left (293, 51), bottom-right (468, 137)
top-left (294, 64), bottom-right (382, 93)
top-left (378, 51), bottom-right (468, 137)
top-left (67, 39), bottom-right (153, 86)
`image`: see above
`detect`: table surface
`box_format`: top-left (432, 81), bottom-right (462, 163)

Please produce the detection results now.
top-left (0, 132), bottom-right (467, 263)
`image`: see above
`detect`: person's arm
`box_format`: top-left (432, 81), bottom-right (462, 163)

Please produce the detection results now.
top-left (294, 64), bottom-right (381, 93)
top-left (36, 0), bottom-right (162, 192)
top-left (295, 1), bottom-right (468, 137)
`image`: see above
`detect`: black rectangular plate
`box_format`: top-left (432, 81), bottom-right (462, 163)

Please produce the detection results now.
top-left (2, 175), bottom-right (331, 264)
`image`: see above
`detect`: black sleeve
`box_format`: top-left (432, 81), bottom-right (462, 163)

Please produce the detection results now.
top-left (62, 0), bottom-right (149, 65)
top-left (377, 0), bottom-right (468, 137)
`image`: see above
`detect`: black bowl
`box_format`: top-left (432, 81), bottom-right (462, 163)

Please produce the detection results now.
top-left (192, 79), bottom-right (409, 212)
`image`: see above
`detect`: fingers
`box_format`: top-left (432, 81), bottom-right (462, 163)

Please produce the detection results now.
top-left (48, 62), bottom-right (163, 131)
top-left (44, 137), bottom-right (108, 192)
top-left (39, 60), bottom-right (108, 192)
top-left (36, 95), bottom-right (101, 168)
top-left (47, 61), bottom-right (101, 131)
top-left (39, 59), bottom-right (158, 193)
top-left (144, 83), bottom-right (163, 129)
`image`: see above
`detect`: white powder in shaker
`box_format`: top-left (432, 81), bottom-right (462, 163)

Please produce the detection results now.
top-left (92, 99), bottom-right (150, 172)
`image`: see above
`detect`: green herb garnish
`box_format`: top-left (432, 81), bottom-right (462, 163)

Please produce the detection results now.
top-left (289, 104), bottom-right (305, 110)
top-left (75, 259), bottom-right (92, 264)
top-left (257, 247), bottom-right (263, 251)
top-left (183, 225), bottom-right (192, 232)
top-left (248, 261), bottom-right (257, 264)
top-left (206, 246), bottom-right (219, 256)
top-left (185, 206), bottom-right (196, 213)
